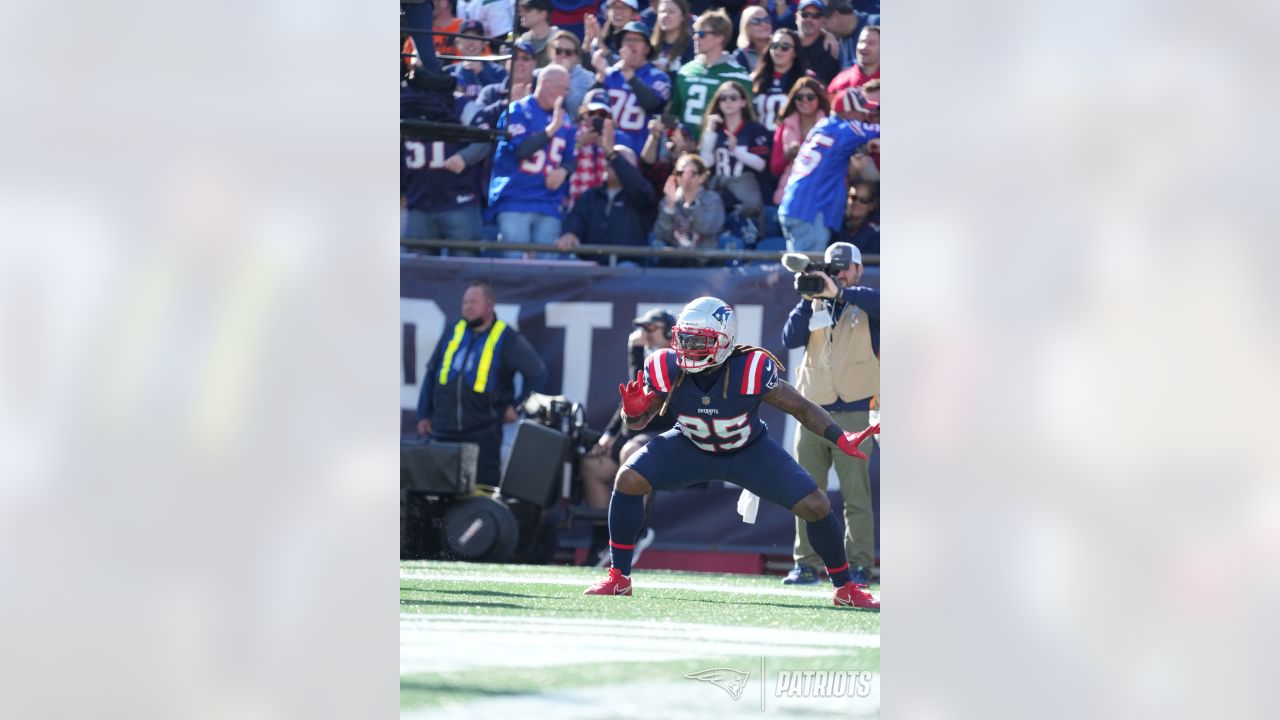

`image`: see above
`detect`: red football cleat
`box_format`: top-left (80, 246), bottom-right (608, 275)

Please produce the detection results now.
top-left (584, 567), bottom-right (633, 596)
top-left (834, 581), bottom-right (879, 609)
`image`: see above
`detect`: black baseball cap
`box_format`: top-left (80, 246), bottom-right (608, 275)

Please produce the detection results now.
top-left (633, 308), bottom-right (676, 329)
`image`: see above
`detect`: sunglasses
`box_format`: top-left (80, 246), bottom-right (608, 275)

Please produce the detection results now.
top-left (554, 47), bottom-right (577, 56)
top-left (771, 42), bottom-right (794, 51)
top-left (749, 16), bottom-right (772, 25)
top-left (693, 29), bottom-right (718, 37)
top-left (800, 11), bottom-right (823, 19)
top-left (795, 92), bottom-right (817, 101)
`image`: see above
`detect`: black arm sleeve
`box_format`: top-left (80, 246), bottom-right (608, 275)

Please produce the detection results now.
top-left (611, 153), bottom-right (657, 212)
top-left (515, 130), bottom-right (552, 160)
top-left (628, 74), bottom-right (665, 112)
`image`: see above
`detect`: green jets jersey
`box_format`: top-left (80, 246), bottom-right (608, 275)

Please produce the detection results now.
top-left (667, 55), bottom-right (753, 141)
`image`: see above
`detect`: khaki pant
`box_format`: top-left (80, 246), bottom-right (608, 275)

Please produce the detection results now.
top-left (792, 409), bottom-right (875, 571)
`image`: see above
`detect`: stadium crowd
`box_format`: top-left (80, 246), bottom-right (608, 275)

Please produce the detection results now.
top-left (401, 0), bottom-right (880, 264)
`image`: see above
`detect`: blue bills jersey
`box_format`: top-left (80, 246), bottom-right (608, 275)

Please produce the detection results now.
top-left (448, 61), bottom-right (508, 124)
top-left (642, 347), bottom-right (781, 455)
top-left (778, 117), bottom-right (880, 231)
top-left (602, 63), bottom-right (672, 155)
top-left (487, 94), bottom-right (578, 217)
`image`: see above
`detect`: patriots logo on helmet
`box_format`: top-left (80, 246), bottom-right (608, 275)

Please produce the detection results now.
top-left (710, 305), bottom-right (733, 324)
top-left (684, 667), bottom-right (751, 700)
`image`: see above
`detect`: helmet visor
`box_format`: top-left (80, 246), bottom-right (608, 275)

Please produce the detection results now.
top-left (674, 328), bottom-right (720, 360)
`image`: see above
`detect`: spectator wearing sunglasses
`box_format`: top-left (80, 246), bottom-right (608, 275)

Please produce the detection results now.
top-left (770, 77), bottom-right (829, 205)
top-left (668, 9), bottom-right (753, 139)
top-left (732, 6), bottom-right (775, 72)
top-left (750, 28), bottom-right (811, 133)
top-left (794, 0), bottom-right (841, 85)
top-left (699, 80), bottom-right (771, 224)
top-left (841, 181), bottom-right (879, 256)
top-left (546, 29), bottom-right (596, 117)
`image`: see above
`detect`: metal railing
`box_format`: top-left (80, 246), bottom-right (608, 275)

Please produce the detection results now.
top-left (400, 237), bottom-right (880, 266)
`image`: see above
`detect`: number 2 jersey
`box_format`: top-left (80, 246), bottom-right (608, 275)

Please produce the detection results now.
top-left (778, 116), bottom-right (880, 231)
top-left (601, 63), bottom-right (672, 155)
top-left (487, 94), bottom-right (578, 217)
top-left (642, 347), bottom-right (781, 454)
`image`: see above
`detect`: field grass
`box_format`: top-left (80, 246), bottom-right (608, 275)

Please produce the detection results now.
top-left (401, 561), bottom-right (880, 718)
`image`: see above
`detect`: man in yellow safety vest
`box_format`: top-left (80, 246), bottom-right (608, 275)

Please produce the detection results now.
top-left (416, 280), bottom-right (548, 490)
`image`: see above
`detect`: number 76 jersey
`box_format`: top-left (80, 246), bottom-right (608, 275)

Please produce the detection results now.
top-left (602, 63), bottom-right (671, 155)
top-left (643, 347), bottom-right (781, 454)
top-left (778, 116), bottom-right (880, 232)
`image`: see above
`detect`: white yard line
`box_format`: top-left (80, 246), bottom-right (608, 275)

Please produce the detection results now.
top-left (401, 613), bottom-right (878, 675)
top-left (401, 569), bottom-right (880, 601)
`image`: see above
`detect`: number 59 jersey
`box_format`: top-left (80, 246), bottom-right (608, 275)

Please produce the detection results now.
top-left (643, 347), bottom-right (781, 454)
top-left (778, 116), bottom-right (880, 232)
top-left (488, 95), bottom-right (578, 217)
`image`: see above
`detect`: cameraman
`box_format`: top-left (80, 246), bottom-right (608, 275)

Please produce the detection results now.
top-left (779, 242), bottom-right (880, 585)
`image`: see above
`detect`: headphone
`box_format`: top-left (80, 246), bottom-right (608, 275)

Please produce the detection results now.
top-left (639, 311), bottom-right (676, 341)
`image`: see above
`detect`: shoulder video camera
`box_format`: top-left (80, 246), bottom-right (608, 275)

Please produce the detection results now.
top-left (781, 252), bottom-right (850, 295)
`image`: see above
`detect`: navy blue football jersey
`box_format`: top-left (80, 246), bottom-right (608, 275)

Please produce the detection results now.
top-left (709, 120), bottom-right (771, 180)
top-left (643, 347), bottom-right (781, 454)
top-left (401, 138), bottom-right (480, 212)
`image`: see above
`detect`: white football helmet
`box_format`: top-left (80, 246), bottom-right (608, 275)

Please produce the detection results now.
top-left (672, 297), bottom-right (737, 372)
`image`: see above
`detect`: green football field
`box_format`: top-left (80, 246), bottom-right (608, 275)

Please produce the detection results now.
top-left (401, 561), bottom-right (880, 718)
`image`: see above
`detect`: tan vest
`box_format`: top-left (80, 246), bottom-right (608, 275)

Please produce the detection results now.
top-left (795, 299), bottom-right (879, 406)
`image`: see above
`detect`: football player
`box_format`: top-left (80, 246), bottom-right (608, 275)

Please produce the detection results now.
top-left (584, 296), bottom-right (881, 608)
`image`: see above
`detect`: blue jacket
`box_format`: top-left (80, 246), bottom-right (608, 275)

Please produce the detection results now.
top-left (561, 154), bottom-right (657, 262)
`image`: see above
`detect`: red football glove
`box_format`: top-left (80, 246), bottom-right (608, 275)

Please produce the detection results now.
top-left (619, 370), bottom-right (656, 418)
top-left (836, 423), bottom-right (880, 460)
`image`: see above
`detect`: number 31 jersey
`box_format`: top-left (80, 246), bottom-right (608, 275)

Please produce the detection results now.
top-left (778, 116), bottom-right (880, 231)
top-left (643, 347), bottom-right (781, 454)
